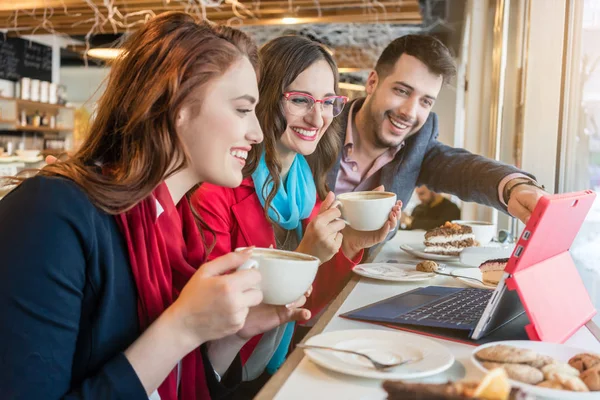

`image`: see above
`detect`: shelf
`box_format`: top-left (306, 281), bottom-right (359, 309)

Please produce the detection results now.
top-left (16, 126), bottom-right (72, 133)
top-left (0, 119), bottom-right (15, 124)
top-left (0, 96), bottom-right (75, 111)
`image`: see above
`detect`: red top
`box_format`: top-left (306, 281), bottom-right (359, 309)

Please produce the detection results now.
top-left (192, 177), bottom-right (363, 361)
top-left (117, 183), bottom-right (210, 400)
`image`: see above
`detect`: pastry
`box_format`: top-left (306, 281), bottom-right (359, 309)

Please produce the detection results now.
top-left (478, 258), bottom-right (509, 286)
top-left (537, 380), bottom-right (567, 390)
top-left (527, 355), bottom-right (556, 369)
top-left (541, 362), bottom-right (580, 380)
top-left (581, 365), bottom-right (600, 391)
top-left (382, 381), bottom-right (470, 400)
top-left (481, 362), bottom-right (544, 385)
top-left (416, 260), bottom-right (439, 272)
top-left (475, 345), bottom-right (538, 364)
top-left (548, 374), bottom-right (589, 392)
top-left (423, 222), bottom-right (476, 256)
top-left (568, 353), bottom-right (600, 373)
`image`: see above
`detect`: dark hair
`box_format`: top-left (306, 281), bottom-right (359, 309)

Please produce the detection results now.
top-left (244, 35), bottom-right (341, 222)
top-left (375, 35), bottom-right (456, 83)
top-left (37, 12), bottom-right (258, 215)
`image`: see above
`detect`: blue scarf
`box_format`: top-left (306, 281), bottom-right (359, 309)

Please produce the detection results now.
top-left (252, 152), bottom-right (316, 240)
top-left (252, 152), bottom-right (316, 374)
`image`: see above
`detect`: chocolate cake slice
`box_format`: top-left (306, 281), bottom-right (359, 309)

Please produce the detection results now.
top-left (479, 258), bottom-right (509, 285)
top-left (423, 222), bottom-right (476, 256)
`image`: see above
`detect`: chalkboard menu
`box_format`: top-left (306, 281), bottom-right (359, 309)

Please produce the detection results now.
top-left (0, 37), bottom-right (52, 82)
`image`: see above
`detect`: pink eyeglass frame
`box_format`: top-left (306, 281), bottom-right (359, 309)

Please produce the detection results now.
top-left (282, 91), bottom-right (349, 115)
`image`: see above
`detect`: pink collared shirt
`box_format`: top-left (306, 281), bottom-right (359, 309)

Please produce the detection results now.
top-left (335, 101), bottom-right (404, 194)
top-left (334, 102), bottom-right (532, 205)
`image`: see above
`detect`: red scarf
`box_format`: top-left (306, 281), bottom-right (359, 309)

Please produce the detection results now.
top-left (116, 183), bottom-right (210, 400)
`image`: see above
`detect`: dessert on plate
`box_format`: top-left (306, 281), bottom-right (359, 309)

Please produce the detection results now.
top-left (416, 260), bottom-right (439, 272)
top-left (474, 343), bottom-right (600, 392)
top-left (479, 258), bottom-right (509, 286)
top-left (383, 368), bottom-right (532, 400)
top-left (424, 221), bottom-right (476, 256)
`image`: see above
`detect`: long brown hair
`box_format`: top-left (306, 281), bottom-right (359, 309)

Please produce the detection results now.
top-left (244, 35), bottom-right (341, 222)
top-left (38, 12), bottom-right (258, 215)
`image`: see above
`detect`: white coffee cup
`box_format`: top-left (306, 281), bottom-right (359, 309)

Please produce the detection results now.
top-left (236, 247), bottom-right (319, 305)
top-left (336, 191), bottom-right (397, 231)
top-left (452, 220), bottom-right (497, 245)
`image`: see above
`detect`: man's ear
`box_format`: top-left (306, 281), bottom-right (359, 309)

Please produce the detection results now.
top-left (365, 70), bottom-right (379, 96)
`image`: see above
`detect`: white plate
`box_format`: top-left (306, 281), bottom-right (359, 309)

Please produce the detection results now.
top-left (459, 245), bottom-right (514, 267)
top-left (450, 268), bottom-right (496, 290)
top-left (303, 329), bottom-right (454, 380)
top-left (472, 340), bottom-right (598, 399)
top-left (400, 243), bottom-right (457, 261)
top-left (352, 263), bottom-right (436, 282)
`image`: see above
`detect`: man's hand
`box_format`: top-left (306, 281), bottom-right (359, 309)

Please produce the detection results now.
top-left (399, 212), bottom-right (413, 228)
top-left (506, 179), bottom-right (546, 223)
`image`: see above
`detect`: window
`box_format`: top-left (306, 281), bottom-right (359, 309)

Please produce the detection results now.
top-left (560, 0), bottom-right (600, 309)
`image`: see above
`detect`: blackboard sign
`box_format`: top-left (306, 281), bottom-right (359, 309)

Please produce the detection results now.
top-left (0, 37), bottom-right (52, 82)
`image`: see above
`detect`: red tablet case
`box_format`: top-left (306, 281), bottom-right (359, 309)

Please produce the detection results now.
top-left (504, 190), bottom-right (597, 343)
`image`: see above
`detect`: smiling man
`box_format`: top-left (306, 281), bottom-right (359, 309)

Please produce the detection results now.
top-left (327, 35), bottom-right (546, 227)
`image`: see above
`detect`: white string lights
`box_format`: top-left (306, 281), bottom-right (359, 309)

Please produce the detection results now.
top-left (1, 0), bottom-right (453, 77)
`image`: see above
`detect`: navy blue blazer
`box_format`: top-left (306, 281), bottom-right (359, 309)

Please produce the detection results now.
top-left (0, 176), bottom-right (238, 399)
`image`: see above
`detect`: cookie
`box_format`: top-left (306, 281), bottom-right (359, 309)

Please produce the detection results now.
top-left (568, 353), bottom-right (600, 373)
top-left (560, 376), bottom-right (590, 392)
top-left (527, 355), bottom-right (556, 369)
top-left (581, 365), bottom-right (600, 391)
top-left (537, 380), bottom-right (567, 390)
top-left (541, 362), bottom-right (580, 380)
top-left (475, 344), bottom-right (538, 364)
top-left (416, 260), bottom-right (438, 272)
top-left (482, 362), bottom-right (544, 385)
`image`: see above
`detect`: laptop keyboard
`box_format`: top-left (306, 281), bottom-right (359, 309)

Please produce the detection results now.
top-left (399, 288), bottom-right (493, 327)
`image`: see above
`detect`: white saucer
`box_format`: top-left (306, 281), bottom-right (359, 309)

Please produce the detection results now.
top-left (450, 268), bottom-right (496, 290)
top-left (303, 329), bottom-right (454, 380)
top-left (399, 243), bottom-right (457, 261)
top-left (352, 263), bottom-right (435, 282)
top-left (459, 245), bottom-right (514, 267)
top-left (472, 340), bottom-right (598, 399)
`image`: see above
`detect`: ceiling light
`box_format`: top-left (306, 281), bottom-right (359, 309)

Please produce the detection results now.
top-left (281, 17), bottom-right (299, 24)
top-left (339, 82), bottom-right (366, 92)
top-left (86, 48), bottom-right (124, 60)
top-left (338, 67), bottom-right (366, 73)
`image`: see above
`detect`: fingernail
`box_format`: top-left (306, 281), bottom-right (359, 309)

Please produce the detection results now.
top-left (285, 303), bottom-right (294, 309)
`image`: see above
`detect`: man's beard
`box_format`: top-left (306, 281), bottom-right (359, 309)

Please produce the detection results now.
top-left (365, 101), bottom-right (414, 149)
top-left (365, 102), bottom-right (397, 149)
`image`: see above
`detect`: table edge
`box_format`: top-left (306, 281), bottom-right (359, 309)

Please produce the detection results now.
top-left (254, 275), bottom-right (361, 399)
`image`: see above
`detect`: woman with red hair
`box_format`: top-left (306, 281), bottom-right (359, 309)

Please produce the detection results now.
top-left (0, 12), bottom-right (308, 399)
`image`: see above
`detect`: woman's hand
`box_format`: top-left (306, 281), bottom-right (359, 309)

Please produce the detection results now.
top-left (235, 286), bottom-right (312, 341)
top-left (296, 192), bottom-right (345, 263)
top-left (169, 249), bottom-right (264, 349)
top-left (206, 286), bottom-right (312, 375)
top-left (341, 187), bottom-right (402, 259)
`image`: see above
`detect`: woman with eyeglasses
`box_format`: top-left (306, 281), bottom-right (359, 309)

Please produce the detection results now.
top-left (192, 35), bottom-right (401, 390)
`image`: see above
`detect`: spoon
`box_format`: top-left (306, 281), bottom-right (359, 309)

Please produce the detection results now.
top-left (297, 344), bottom-right (419, 370)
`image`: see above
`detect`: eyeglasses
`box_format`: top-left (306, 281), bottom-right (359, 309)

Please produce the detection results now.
top-left (282, 92), bottom-right (348, 118)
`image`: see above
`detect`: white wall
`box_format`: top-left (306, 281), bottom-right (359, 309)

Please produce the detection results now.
top-left (60, 66), bottom-right (110, 110)
top-left (434, 82), bottom-right (458, 146)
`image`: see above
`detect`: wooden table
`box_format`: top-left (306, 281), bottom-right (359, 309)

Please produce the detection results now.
top-left (255, 231), bottom-right (600, 400)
